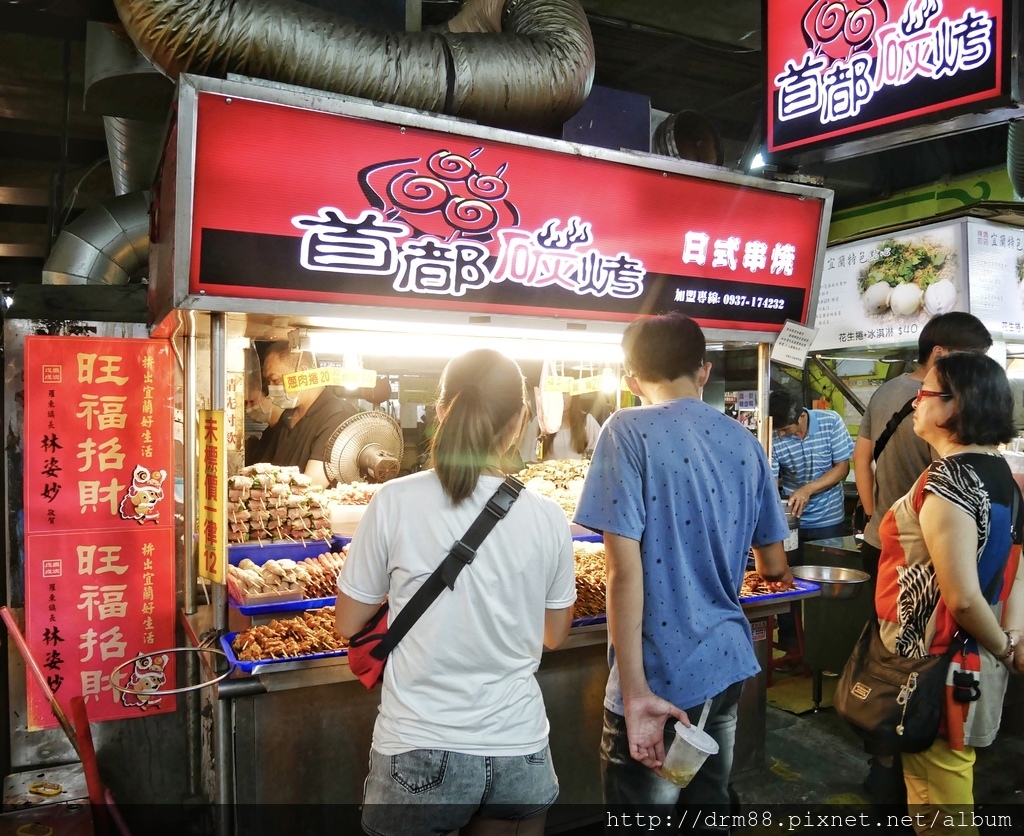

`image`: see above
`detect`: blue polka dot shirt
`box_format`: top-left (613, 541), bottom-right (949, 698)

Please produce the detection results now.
top-left (574, 398), bottom-right (789, 713)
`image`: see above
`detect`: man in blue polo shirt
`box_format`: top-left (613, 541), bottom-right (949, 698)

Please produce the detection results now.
top-left (768, 388), bottom-right (855, 659)
top-left (574, 313), bottom-right (792, 820)
top-left (769, 389), bottom-right (854, 543)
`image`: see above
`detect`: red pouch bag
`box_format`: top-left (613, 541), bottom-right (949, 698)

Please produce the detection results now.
top-left (346, 602), bottom-right (389, 688)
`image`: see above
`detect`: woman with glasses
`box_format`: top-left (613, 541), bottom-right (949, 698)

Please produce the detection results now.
top-left (872, 352), bottom-right (1024, 831)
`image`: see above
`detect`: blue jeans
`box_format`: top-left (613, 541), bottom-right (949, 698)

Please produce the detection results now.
top-left (600, 682), bottom-right (741, 830)
top-left (361, 746), bottom-right (558, 836)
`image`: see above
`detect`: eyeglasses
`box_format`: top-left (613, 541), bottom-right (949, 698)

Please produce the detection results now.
top-left (913, 388), bottom-right (952, 404)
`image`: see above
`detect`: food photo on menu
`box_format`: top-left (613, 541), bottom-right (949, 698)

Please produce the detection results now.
top-left (812, 220), bottom-right (970, 349)
top-left (858, 236), bottom-right (959, 320)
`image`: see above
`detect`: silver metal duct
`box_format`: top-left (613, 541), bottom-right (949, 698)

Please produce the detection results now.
top-left (103, 117), bottom-right (167, 196)
top-left (42, 191), bottom-right (152, 285)
top-left (111, 0), bottom-right (595, 129)
top-left (1009, 119), bottom-right (1024, 200)
top-left (86, 23), bottom-right (175, 198)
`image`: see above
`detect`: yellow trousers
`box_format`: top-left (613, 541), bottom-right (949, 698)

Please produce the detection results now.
top-left (902, 738), bottom-right (977, 836)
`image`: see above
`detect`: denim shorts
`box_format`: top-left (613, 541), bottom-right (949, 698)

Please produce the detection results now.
top-left (361, 745), bottom-right (559, 836)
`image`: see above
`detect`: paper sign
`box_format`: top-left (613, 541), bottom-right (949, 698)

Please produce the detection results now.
top-left (22, 336), bottom-right (176, 729)
top-left (771, 320), bottom-right (819, 368)
top-left (282, 366), bottom-right (377, 393)
top-left (198, 410), bottom-right (226, 584)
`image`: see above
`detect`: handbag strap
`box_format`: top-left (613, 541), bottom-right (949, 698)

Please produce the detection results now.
top-left (370, 475), bottom-right (525, 660)
top-left (873, 396), bottom-right (916, 462)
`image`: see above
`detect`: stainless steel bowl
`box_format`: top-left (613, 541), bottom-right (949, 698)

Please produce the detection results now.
top-left (791, 565), bottom-right (871, 600)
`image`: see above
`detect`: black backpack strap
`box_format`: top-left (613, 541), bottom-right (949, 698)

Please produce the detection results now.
top-left (873, 397), bottom-right (916, 462)
top-left (370, 475), bottom-right (525, 660)
top-left (980, 484), bottom-right (1023, 604)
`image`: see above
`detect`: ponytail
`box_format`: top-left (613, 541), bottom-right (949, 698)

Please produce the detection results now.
top-left (430, 350), bottom-right (527, 505)
top-left (431, 387), bottom-right (495, 504)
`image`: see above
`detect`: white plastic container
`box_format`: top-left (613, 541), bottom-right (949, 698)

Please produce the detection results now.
top-left (662, 722), bottom-right (719, 787)
top-left (329, 504), bottom-right (366, 537)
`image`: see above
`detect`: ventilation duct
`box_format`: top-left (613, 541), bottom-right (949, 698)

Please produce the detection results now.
top-left (42, 191), bottom-right (151, 285)
top-left (653, 111), bottom-right (724, 167)
top-left (1010, 119), bottom-right (1024, 200)
top-left (102, 117), bottom-right (167, 196)
top-left (85, 23), bottom-right (175, 196)
top-left (111, 0), bottom-right (595, 129)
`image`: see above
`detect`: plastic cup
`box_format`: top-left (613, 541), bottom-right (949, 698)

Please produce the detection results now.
top-left (661, 722), bottom-right (719, 787)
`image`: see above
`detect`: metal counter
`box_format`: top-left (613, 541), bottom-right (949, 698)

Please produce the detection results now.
top-left (802, 537), bottom-right (873, 709)
top-left (187, 583), bottom-right (819, 834)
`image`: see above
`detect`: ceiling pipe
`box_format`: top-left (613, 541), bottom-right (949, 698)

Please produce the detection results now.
top-left (1009, 119), bottom-right (1024, 200)
top-left (103, 117), bottom-right (167, 196)
top-left (85, 23), bottom-right (175, 197)
top-left (42, 191), bottom-right (151, 285)
top-left (111, 0), bottom-right (595, 130)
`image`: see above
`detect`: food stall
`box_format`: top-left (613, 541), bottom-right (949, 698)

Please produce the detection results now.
top-left (151, 74), bottom-right (832, 831)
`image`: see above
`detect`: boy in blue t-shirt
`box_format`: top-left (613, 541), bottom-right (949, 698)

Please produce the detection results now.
top-left (574, 312), bottom-right (792, 813)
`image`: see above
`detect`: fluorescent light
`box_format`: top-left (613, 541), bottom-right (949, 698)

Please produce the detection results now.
top-left (308, 329), bottom-right (624, 364)
top-left (749, 153), bottom-right (765, 171)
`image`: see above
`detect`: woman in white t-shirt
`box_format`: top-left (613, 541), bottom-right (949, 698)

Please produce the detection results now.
top-left (335, 349), bottom-right (576, 836)
top-left (519, 392), bottom-right (602, 463)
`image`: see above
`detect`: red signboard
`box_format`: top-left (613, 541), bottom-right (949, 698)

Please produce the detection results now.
top-left (23, 337), bottom-right (176, 730)
top-left (766, 0), bottom-right (1013, 154)
top-left (187, 91), bottom-right (827, 333)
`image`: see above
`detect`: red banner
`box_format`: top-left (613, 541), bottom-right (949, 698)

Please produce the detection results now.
top-left (23, 337), bottom-right (176, 729)
top-left (187, 92), bottom-right (827, 332)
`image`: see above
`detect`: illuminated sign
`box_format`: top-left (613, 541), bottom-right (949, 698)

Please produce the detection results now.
top-left (186, 89), bottom-right (828, 334)
top-left (766, 0), bottom-right (1013, 154)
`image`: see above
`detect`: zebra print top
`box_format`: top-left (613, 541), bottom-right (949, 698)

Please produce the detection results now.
top-left (875, 452), bottom-right (1021, 749)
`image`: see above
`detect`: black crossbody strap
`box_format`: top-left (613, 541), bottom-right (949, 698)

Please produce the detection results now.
top-left (370, 475), bottom-right (525, 660)
top-left (873, 396), bottom-right (916, 462)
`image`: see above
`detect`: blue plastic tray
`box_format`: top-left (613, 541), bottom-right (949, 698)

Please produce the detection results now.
top-left (220, 629), bottom-right (348, 674)
top-left (229, 536), bottom-right (350, 616)
top-left (228, 535), bottom-right (349, 566)
top-left (236, 594), bottom-right (337, 618)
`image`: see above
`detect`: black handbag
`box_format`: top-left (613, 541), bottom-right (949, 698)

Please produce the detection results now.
top-left (834, 619), bottom-right (960, 754)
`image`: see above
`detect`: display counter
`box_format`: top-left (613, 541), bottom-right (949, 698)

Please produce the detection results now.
top-left (185, 577), bottom-right (818, 834)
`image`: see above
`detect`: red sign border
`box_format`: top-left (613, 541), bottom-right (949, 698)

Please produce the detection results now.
top-left (763, 0), bottom-right (1017, 157)
top-left (155, 75), bottom-right (834, 341)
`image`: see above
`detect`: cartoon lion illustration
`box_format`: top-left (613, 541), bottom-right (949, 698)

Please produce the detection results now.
top-left (120, 653), bottom-right (169, 710)
top-left (119, 465), bottom-right (167, 525)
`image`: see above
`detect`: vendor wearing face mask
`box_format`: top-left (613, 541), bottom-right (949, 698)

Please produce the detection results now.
top-left (258, 341), bottom-right (358, 487)
top-left (244, 385), bottom-right (283, 466)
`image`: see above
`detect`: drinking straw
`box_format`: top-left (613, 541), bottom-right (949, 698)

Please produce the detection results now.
top-left (697, 697), bottom-right (712, 732)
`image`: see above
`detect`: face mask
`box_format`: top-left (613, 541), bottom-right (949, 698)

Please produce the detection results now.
top-left (267, 385), bottom-right (299, 410)
top-left (245, 397), bottom-right (274, 423)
